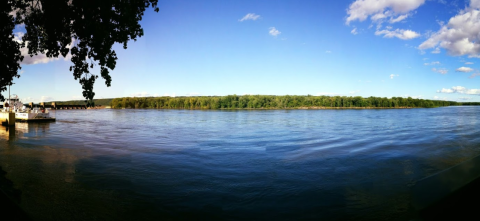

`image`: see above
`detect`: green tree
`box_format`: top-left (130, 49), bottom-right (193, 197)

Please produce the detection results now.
top-left (2, 0), bottom-right (159, 105)
top-left (1, 1), bottom-right (23, 101)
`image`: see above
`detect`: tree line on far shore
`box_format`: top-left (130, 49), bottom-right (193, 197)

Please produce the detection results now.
top-left (109, 95), bottom-right (460, 109)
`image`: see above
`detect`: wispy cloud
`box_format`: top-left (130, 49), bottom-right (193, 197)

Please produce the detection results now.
top-left (325, 50), bottom-right (332, 53)
top-left (424, 61), bottom-right (440, 65)
top-left (316, 92), bottom-right (341, 96)
top-left (433, 96), bottom-right (447, 100)
top-left (40, 96), bottom-right (54, 102)
top-left (458, 97), bottom-right (472, 101)
top-left (20, 96), bottom-right (34, 103)
top-left (465, 62), bottom-right (474, 65)
top-left (390, 74), bottom-right (399, 79)
top-left (375, 29), bottom-right (420, 40)
top-left (469, 73), bottom-right (480, 78)
top-left (131, 92), bottom-right (153, 97)
top-left (431, 47), bottom-right (441, 54)
top-left (389, 14), bottom-right (409, 23)
top-left (239, 13), bottom-right (260, 22)
top-left (351, 28), bottom-right (358, 35)
top-left (269, 27), bottom-right (281, 37)
top-left (432, 68), bottom-right (448, 74)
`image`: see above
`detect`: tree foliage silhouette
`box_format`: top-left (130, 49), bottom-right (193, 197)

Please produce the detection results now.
top-left (1, 0), bottom-right (158, 105)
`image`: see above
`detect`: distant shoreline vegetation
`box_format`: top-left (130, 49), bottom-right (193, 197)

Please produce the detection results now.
top-left (105, 95), bottom-right (469, 109)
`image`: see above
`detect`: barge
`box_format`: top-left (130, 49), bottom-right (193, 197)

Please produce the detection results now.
top-left (2, 95), bottom-right (56, 122)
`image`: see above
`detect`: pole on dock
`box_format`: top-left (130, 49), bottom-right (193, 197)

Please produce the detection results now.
top-left (8, 84), bottom-right (10, 113)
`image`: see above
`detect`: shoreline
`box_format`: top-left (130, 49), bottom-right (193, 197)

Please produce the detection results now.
top-left (110, 106), bottom-right (425, 110)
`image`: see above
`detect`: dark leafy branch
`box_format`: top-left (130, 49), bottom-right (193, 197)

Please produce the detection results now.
top-left (1, 0), bottom-right (158, 105)
top-left (0, 1), bottom-right (23, 101)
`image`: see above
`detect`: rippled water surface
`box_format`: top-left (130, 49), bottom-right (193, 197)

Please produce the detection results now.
top-left (1, 107), bottom-right (480, 220)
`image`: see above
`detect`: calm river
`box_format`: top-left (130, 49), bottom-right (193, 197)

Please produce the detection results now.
top-left (1, 107), bottom-right (480, 220)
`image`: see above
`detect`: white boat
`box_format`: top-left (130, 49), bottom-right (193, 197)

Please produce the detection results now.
top-left (2, 95), bottom-right (55, 122)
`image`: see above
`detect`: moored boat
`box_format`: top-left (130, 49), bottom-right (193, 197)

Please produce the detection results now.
top-left (2, 95), bottom-right (56, 122)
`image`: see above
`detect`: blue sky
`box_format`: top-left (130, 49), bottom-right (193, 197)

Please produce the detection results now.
top-left (8, 0), bottom-right (480, 103)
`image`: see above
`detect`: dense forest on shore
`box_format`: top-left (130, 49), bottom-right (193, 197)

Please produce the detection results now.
top-left (108, 95), bottom-right (460, 109)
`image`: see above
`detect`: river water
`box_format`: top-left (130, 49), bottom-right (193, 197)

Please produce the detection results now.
top-left (1, 107), bottom-right (480, 220)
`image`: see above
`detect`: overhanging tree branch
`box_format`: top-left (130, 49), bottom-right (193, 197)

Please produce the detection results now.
top-left (1, 0), bottom-right (159, 105)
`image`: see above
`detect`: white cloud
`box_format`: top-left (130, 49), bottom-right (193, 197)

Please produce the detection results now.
top-left (432, 68), bottom-right (448, 74)
top-left (438, 88), bottom-right (454, 93)
top-left (433, 96), bottom-right (448, 100)
top-left (437, 86), bottom-right (480, 95)
top-left (375, 28), bottom-right (420, 40)
top-left (424, 61), bottom-right (440, 65)
top-left (20, 97), bottom-right (34, 103)
top-left (13, 32), bottom-right (24, 43)
top-left (419, 2), bottom-right (480, 57)
top-left (15, 32), bottom-right (73, 65)
top-left (472, 0), bottom-right (480, 9)
top-left (401, 94), bottom-right (422, 99)
top-left (469, 73), bottom-right (480, 78)
top-left (456, 67), bottom-right (474, 72)
top-left (325, 50), bottom-right (332, 53)
top-left (186, 92), bottom-right (201, 96)
top-left (345, 0), bottom-right (426, 25)
top-left (351, 28), bottom-right (358, 35)
top-left (269, 27), bottom-right (281, 36)
top-left (390, 14), bottom-right (409, 23)
top-left (349, 90), bottom-right (360, 94)
top-left (390, 74), bottom-right (399, 79)
top-left (431, 47), bottom-right (441, 54)
top-left (316, 92), bottom-right (340, 96)
top-left (131, 92), bottom-right (152, 97)
top-left (465, 62), bottom-right (474, 64)
top-left (163, 93), bottom-right (176, 97)
top-left (458, 97), bottom-right (473, 100)
top-left (21, 49), bottom-right (60, 65)
top-left (40, 96), bottom-right (54, 102)
top-left (239, 13), bottom-right (260, 22)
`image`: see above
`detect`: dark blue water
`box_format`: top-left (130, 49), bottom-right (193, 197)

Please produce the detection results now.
top-left (1, 107), bottom-right (480, 220)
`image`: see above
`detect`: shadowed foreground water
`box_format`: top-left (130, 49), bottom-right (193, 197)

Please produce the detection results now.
top-left (1, 107), bottom-right (480, 220)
